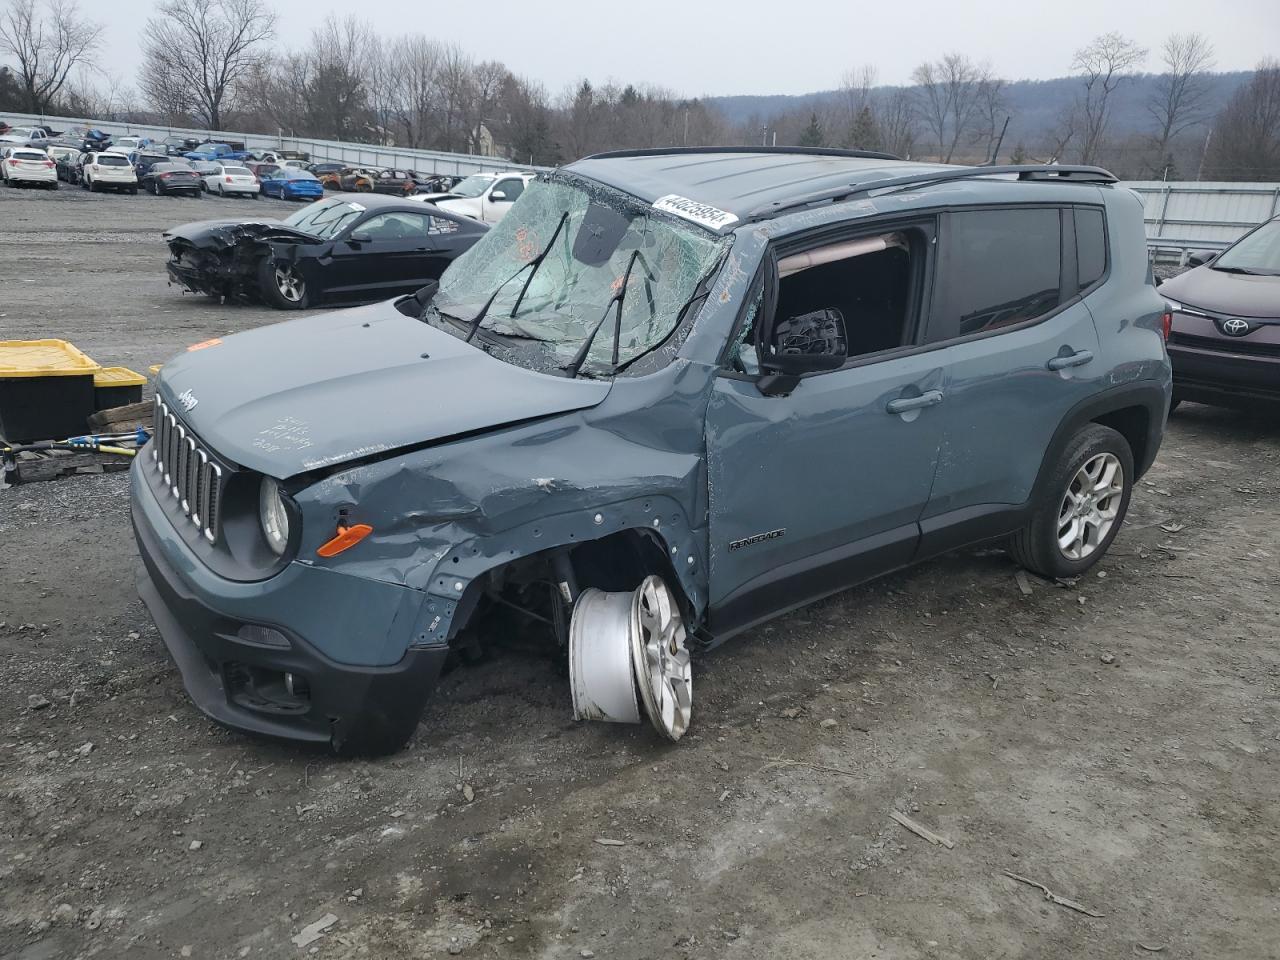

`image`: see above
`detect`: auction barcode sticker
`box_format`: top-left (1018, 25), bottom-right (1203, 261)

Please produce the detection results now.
top-left (653, 194), bottom-right (740, 230)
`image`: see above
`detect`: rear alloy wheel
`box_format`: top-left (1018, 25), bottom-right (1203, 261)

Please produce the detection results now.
top-left (152, 181), bottom-right (161, 195)
top-left (1008, 423), bottom-right (1133, 579)
top-left (569, 574), bottom-right (692, 741)
top-left (258, 258), bottom-right (309, 309)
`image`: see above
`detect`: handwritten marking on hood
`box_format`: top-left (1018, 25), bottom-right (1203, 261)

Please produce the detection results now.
top-left (253, 416), bottom-right (314, 453)
top-left (302, 443), bottom-right (392, 471)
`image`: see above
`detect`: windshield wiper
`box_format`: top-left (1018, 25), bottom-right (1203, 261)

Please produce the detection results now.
top-left (511, 211), bottom-right (569, 318)
top-left (563, 249), bottom-right (649, 379)
top-left (1211, 265), bottom-right (1262, 275)
top-left (464, 212), bottom-right (571, 344)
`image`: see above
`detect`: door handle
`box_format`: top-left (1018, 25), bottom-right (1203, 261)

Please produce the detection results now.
top-left (886, 390), bottom-right (944, 415)
top-left (1047, 349), bottom-right (1093, 371)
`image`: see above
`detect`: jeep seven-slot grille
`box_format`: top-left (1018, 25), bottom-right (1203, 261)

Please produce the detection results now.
top-left (152, 396), bottom-right (223, 543)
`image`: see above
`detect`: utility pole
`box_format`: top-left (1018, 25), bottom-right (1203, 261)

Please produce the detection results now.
top-left (1196, 128), bottom-right (1213, 182)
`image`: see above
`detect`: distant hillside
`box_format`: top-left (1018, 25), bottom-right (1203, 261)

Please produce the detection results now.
top-left (708, 71), bottom-right (1253, 148)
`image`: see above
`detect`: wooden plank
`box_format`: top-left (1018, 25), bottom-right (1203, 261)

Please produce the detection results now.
top-left (889, 810), bottom-right (955, 849)
top-left (88, 401), bottom-right (151, 430)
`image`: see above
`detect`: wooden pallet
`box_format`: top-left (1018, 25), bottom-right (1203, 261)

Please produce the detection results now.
top-left (9, 449), bottom-right (133, 483)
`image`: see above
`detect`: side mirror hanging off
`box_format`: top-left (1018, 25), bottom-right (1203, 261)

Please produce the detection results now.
top-left (757, 307), bottom-right (849, 396)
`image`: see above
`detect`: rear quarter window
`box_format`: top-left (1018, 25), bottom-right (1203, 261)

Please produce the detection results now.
top-left (1075, 207), bottom-right (1108, 292)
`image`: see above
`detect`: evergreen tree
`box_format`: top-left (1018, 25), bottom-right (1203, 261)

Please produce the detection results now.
top-left (798, 112), bottom-right (825, 148)
top-left (844, 106), bottom-right (881, 150)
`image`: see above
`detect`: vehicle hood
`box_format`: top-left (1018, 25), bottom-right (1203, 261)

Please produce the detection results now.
top-left (435, 197), bottom-right (483, 217)
top-left (1160, 265), bottom-right (1280, 319)
top-left (156, 300), bottom-right (612, 478)
top-left (163, 218), bottom-right (323, 248)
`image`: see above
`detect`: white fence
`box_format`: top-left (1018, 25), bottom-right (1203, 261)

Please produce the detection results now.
top-left (1120, 181), bottom-right (1280, 262)
top-left (3, 111), bottom-right (543, 176)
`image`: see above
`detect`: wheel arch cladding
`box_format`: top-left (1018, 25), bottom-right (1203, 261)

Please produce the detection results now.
top-left (1035, 382), bottom-right (1167, 499)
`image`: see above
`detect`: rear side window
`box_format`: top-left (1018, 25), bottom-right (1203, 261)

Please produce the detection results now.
top-left (1075, 207), bottom-right (1107, 292)
top-left (945, 208), bottom-right (1062, 337)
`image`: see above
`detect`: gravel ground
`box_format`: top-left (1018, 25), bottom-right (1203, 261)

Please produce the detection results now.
top-left (2, 190), bottom-right (1278, 960)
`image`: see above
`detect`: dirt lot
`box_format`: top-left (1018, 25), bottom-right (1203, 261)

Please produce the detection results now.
top-left (2, 189), bottom-right (1278, 960)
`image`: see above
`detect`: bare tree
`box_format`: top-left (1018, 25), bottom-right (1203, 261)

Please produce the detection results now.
top-left (389, 35), bottom-right (442, 148)
top-left (301, 16), bottom-right (373, 140)
top-left (467, 60), bottom-right (508, 155)
top-left (1202, 59), bottom-right (1280, 181)
top-left (879, 88), bottom-right (917, 159)
top-left (1071, 32), bottom-right (1146, 165)
top-left (837, 66), bottom-right (877, 145)
top-left (0, 0), bottom-right (102, 113)
top-left (975, 75), bottom-right (1008, 162)
top-left (911, 53), bottom-right (994, 162)
top-left (140, 0), bottom-right (274, 129)
top-left (1146, 32), bottom-right (1216, 174)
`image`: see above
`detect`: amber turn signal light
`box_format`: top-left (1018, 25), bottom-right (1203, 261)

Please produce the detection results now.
top-left (316, 523), bottom-right (373, 558)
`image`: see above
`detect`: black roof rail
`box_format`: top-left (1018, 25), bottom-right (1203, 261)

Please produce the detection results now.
top-left (583, 145), bottom-right (904, 162)
top-left (745, 164), bottom-right (1118, 221)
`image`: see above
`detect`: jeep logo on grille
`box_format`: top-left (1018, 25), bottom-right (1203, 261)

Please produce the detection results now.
top-left (176, 388), bottom-right (199, 412)
top-left (1221, 318), bottom-right (1251, 337)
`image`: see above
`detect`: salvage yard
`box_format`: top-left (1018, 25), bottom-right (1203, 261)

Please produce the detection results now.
top-left (2, 190), bottom-right (1279, 959)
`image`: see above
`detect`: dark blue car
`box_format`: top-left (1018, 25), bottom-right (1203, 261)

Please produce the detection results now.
top-left (260, 168), bottom-right (324, 201)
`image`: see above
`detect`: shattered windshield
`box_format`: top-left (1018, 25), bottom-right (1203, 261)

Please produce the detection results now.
top-left (282, 198), bottom-right (365, 239)
top-left (449, 175), bottom-right (494, 198)
top-left (432, 177), bottom-right (728, 375)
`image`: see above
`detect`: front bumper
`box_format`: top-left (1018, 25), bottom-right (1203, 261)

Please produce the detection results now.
top-left (131, 456), bottom-right (449, 751)
top-left (1168, 330), bottom-right (1280, 407)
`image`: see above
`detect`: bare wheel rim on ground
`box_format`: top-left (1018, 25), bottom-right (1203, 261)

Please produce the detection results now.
top-left (630, 575), bottom-right (692, 741)
top-left (1057, 452), bottom-right (1124, 561)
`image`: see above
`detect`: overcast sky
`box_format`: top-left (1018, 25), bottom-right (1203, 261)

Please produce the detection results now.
top-left (98, 0), bottom-right (1279, 98)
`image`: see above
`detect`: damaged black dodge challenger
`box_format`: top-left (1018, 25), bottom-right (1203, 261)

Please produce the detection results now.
top-left (164, 194), bottom-right (487, 309)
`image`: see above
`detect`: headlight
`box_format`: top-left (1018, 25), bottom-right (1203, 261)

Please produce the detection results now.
top-left (259, 476), bottom-right (290, 555)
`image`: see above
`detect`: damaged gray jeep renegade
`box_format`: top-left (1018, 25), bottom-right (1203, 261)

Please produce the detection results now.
top-left (132, 147), bottom-right (1173, 754)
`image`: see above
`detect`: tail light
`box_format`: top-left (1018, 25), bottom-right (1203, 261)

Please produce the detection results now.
top-left (43, 160), bottom-right (54, 168)
top-left (160, 172), bottom-right (172, 178)
top-left (1161, 310), bottom-right (1172, 341)
top-left (225, 175), bottom-right (233, 183)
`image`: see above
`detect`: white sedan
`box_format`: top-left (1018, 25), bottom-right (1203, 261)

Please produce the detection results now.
top-left (1, 147), bottom-right (57, 188)
top-left (408, 172), bottom-right (533, 223)
top-left (204, 163), bottom-right (261, 198)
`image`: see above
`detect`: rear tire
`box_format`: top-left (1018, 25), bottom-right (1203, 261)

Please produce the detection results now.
top-left (1008, 423), bottom-right (1133, 579)
top-left (258, 258), bottom-right (310, 310)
